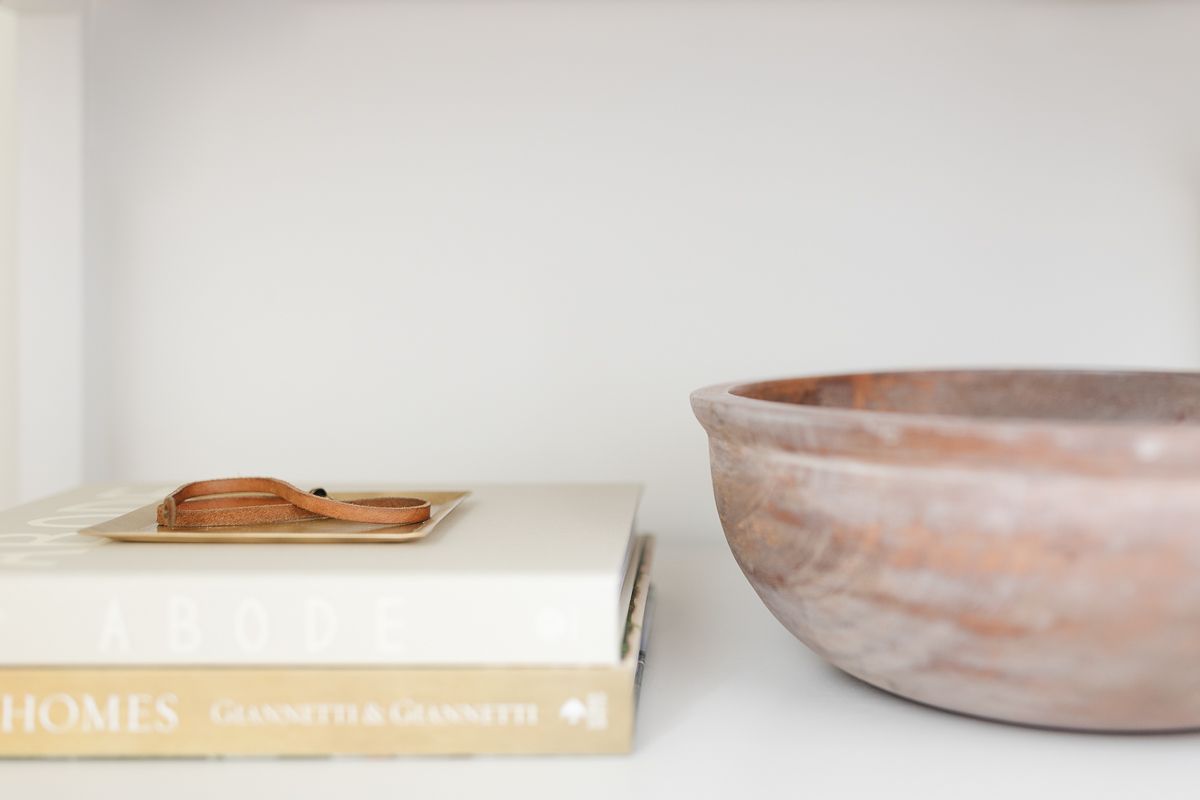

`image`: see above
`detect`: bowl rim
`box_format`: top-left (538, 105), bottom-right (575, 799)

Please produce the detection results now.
top-left (691, 368), bottom-right (1200, 472)
top-left (693, 367), bottom-right (1200, 430)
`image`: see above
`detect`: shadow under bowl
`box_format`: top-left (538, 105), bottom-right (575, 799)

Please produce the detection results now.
top-left (692, 369), bottom-right (1200, 731)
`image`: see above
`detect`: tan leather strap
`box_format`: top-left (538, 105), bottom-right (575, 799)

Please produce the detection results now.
top-left (157, 477), bottom-right (431, 529)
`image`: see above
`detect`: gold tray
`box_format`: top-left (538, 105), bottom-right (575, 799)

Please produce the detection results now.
top-left (81, 490), bottom-right (469, 543)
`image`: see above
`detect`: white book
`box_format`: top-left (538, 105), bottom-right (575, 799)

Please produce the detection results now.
top-left (0, 484), bottom-right (641, 666)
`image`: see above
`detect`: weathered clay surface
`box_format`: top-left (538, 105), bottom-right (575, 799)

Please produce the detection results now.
top-left (692, 370), bottom-right (1200, 731)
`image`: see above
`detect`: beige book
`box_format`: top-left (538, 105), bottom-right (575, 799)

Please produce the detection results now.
top-left (0, 484), bottom-right (642, 666)
top-left (0, 537), bottom-right (653, 757)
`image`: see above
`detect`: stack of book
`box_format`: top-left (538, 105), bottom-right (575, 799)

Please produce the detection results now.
top-left (0, 484), bottom-right (653, 756)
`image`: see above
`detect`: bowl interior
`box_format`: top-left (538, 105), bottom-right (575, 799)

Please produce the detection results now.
top-left (731, 370), bottom-right (1200, 425)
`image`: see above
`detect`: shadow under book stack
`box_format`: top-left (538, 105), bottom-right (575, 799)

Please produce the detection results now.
top-left (0, 485), bottom-right (653, 756)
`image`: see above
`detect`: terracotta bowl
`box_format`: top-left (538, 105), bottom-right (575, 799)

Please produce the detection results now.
top-left (692, 369), bottom-right (1200, 731)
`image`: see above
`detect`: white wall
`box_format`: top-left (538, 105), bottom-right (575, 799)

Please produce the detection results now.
top-left (13, 9), bottom-right (83, 503)
top-left (75, 1), bottom-right (1200, 538)
top-left (0, 7), bottom-right (15, 510)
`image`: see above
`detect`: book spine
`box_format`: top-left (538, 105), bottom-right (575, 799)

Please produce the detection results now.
top-left (0, 664), bottom-right (636, 756)
top-left (0, 486), bottom-right (625, 665)
top-left (0, 573), bottom-right (620, 666)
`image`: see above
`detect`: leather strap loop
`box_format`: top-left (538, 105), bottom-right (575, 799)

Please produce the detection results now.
top-left (157, 477), bottom-right (431, 529)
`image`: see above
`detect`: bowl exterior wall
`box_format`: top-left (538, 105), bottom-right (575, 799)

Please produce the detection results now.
top-left (697, 384), bottom-right (1200, 731)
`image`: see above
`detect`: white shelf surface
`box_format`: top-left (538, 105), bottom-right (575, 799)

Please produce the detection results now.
top-left (3, 536), bottom-right (1198, 799)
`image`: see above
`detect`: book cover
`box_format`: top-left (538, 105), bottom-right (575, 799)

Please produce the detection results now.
top-left (0, 537), bottom-right (653, 756)
top-left (0, 484), bottom-right (641, 666)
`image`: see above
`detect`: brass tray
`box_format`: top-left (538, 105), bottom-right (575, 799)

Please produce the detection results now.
top-left (81, 490), bottom-right (469, 543)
